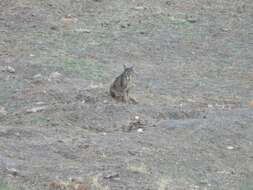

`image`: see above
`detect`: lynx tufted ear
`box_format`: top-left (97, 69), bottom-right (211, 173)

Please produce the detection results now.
top-left (123, 64), bottom-right (134, 72)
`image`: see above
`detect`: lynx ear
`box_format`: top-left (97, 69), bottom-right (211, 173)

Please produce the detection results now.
top-left (123, 64), bottom-right (127, 70)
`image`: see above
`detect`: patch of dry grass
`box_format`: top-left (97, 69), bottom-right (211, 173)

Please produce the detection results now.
top-left (127, 162), bottom-right (149, 174)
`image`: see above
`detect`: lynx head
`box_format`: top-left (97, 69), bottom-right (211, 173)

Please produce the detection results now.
top-left (123, 64), bottom-right (134, 80)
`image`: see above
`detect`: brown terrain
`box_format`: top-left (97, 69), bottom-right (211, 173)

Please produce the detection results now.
top-left (0, 0), bottom-right (253, 189)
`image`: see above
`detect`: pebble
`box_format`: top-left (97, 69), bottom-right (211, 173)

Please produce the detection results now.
top-left (221, 27), bottom-right (230, 32)
top-left (104, 172), bottom-right (120, 180)
top-left (33, 73), bottom-right (44, 82)
top-left (48, 72), bottom-right (62, 81)
top-left (226, 146), bottom-right (234, 150)
top-left (75, 28), bottom-right (91, 33)
top-left (26, 106), bottom-right (47, 113)
top-left (62, 15), bottom-right (78, 23)
top-left (35, 101), bottom-right (46, 105)
top-left (137, 128), bottom-right (144, 133)
top-left (186, 15), bottom-right (198, 23)
top-left (4, 66), bottom-right (15, 73)
top-left (0, 106), bottom-right (7, 116)
top-left (69, 176), bottom-right (83, 183)
top-left (50, 26), bottom-right (58, 31)
top-left (6, 168), bottom-right (19, 176)
top-left (133, 6), bottom-right (145, 11)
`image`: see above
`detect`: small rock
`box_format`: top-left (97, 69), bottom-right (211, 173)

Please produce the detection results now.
top-left (134, 115), bottom-right (140, 120)
top-left (89, 83), bottom-right (103, 89)
top-left (104, 172), bottom-right (120, 180)
top-left (6, 168), bottom-right (19, 176)
top-left (137, 128), bottom-right (144, 133)
top-left (50, 25), bottom-right (58, 31)
top-left (0, 106), bottom-right (7, 115)
top-left (69, 177), bottom-right (84, 183)
top-left (128, 150), bottom-right (137, 156)
top-left (62, 15), bottom-right (78, 23)
top-left (186, 15), bottom-right (198, 23)
top-left (221, 27), bottom-right (230, 32)
top-left (217, 170), bottom-right (230, 174)
top-left (166, 1), bottom-right (173, 6)
top-left (30, 54), bottom-right (35, 57)
top-left (4, 66), bottom-right (15, 73)
top-left (48, 72), bottom-right (62, 81)
top-left (226, 146), bottom-right (234, 150)
top-left (133, 6), bottom-right (145, 10)
top-left (35, 101), bottom-right (46, 105)
top-left (75, 28), bottom-right (91, 33)
top-left (15, 132), bottom-right (20, 137)
top-left (120, 24), bottom-right (126, 29)
top-left (33, 73), bottom-right (44, 83)
top-left (26, 106), bottom-right (47, 113)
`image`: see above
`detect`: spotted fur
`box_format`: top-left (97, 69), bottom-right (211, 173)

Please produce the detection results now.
top-left (110, 65), bottom-right (134, 102)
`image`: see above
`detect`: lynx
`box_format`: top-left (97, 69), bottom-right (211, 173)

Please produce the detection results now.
top-left (110, 65), bottom-right (136, 103)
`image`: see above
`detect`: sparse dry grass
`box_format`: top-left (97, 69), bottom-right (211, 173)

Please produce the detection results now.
top-left (127, 163), bottom-right (149, 174)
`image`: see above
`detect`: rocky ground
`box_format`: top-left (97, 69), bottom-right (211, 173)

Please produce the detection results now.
top-left (0, 0), bottom-right (253, 189)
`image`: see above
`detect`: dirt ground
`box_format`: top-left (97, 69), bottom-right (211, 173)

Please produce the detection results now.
top-left (0, 0), bottom-right (253, 189)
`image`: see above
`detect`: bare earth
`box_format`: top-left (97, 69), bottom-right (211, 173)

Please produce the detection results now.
top-left (0, 0), bottom-right (253, 189)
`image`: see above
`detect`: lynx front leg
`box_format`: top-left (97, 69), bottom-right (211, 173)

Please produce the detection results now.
top-left (122, 93), bottom-right (129, 102)
top-left (122, 89), bottom-right (130, 102)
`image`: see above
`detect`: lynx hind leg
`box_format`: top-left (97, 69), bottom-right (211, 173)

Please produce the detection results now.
top-left (110, 89), bottom-right (124, 102)
top-left (129, 97), bottom-right (138, 104)
top-left (116, 95), bottom-right (127, 103)
top-left (109, 86), bottom-right (114, 97)
top-left (110, 89), bottom-right (115, 98)
top-left (110, 87), bottom-right (119, 98)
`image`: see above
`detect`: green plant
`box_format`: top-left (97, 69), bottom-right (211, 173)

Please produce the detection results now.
top-left (0, 181), bottom-right (11, 190)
